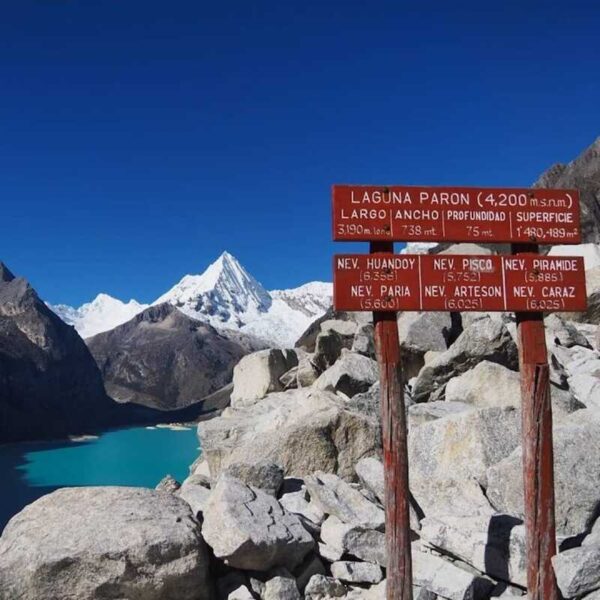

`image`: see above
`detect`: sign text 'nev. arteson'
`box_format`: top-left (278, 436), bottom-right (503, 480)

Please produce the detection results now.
top-left (333, 185), bottom-right (581, 244)
top-left (334, 254), bottom-right (586, 313)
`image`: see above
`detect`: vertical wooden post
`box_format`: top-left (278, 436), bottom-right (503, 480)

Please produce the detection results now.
top-left (370, 241), bottom-right (413, 600)
top-left (512, 243), bottom-right (560, 600)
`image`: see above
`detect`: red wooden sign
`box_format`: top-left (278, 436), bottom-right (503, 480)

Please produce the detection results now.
top-left (334, 254), bottom-right (586, 312)
top-left (332, 185), bottom-right (581, 244)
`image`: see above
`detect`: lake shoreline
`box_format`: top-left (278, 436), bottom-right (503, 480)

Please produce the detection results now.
top-left (0, 424), bottom-right (201, 532)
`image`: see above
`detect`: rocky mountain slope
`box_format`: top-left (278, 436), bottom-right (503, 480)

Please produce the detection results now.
top-left (87, 303), bottom-right (264, 410)
top-left (0, 262), bottom-right (119, 443)
top-left (51, 252), bottom-right (332, 348)
top-left (535, 136), bottom-right (600, 244)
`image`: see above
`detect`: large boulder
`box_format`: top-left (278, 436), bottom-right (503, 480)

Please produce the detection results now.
top-left (445, 361), bottom-right (520, 408)
top-left (178, 477), bottom-right (211, 518)
top-left (313, 329), bottom-right (353, 373)
top-left (487, 409), bottom-right (600, 537)
top-left (355, 457), bottom-right (386, 504)
top-left (202, 475), bottom-right (314, 571)
top-left (397, 311), bottom-right (456, 378)
top-left (346, 381), bottom-right (381, 419)
top-left (411, 316), bottom-right (518, 403)
top-left (295, 309), bottom-right (369, 352)
top-left (408, 401), bottom-right (472, 427)
top-left (412, 542), bottom-right (495, 600)
top-left (320, 515), bottom-right (386, 567)
top-left (552, 543), bottom-right (600, 598)
top-left (296, 356), bottom-right (320, 387)
top-left (0, 487), bottom-right (212, 600)
top-left (354, 456), bottom-right (421, 529)
top-left (568, 371), bottom-right (600, 411)
top-left (559, 347), bottom-right (600, 412)
top-left (280, 487), bottom-right (326, 526)
top-left (409, 406), bottom-right (521, 485)
top-left (263, 575), bottom-right (302, 600)
top-left (420, 514), bottom-right (527, 587)
top-left (330, 561), bottom-right (383, 584)
top-left (352, 323), bottom-right (375, 358)
top-left (314, 351), bottom-right (379, 398)
top-left (304, 574), bottom-right (347, 598)
top-left (445, 360), bottom-right (581, 418)
top-left (222, 460), bottom-right (284, 497)
top-left (198, 388), bottom-right (381, 482)
top-left (231, 349), bottom-right (298, 407)
top-left (411, 475), bottom-right (494, 520)
top-left (304, 472), bottom-right (385, 530)
top-left (578, 289), bottom-right (600, 325)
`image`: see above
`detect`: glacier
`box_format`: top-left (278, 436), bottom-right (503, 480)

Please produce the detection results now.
top-left (49, 252), bottom-right (332, 348)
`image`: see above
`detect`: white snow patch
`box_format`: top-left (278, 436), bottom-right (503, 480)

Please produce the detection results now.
top-left (400, 242), bottom-right (439, 255)
top-left (49, 294), bottom-right (148, 339)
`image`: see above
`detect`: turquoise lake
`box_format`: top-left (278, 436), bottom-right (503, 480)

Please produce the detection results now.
top-left (0, 425), bottom-right (200, 532)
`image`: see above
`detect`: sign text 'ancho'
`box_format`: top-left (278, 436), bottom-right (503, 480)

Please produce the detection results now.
top-left (333, 185), bottom-right (581, 244)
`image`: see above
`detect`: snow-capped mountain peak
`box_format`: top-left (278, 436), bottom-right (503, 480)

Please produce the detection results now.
top-left (50, 252), bottom-right (332, 347)
top-left (50, 294), bottom-right (149, 339)
top-left (153, 252), bottom-right (272, 327)
top-left (153, 252), bottom-right (332, 346)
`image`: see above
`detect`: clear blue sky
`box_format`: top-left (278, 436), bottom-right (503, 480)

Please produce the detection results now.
top-left (2, 1), bottom-right (599, 306)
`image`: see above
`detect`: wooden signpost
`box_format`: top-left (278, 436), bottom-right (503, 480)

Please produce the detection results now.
top-left (331, 184), bottom-right (586, 600)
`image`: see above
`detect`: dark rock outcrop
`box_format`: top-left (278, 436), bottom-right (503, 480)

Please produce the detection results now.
top-left (87, 303), bottom-right (263, 410)
top-left (0, 263), bottom-right (117, 443)
top-left (535, 137), bottom-right (600, 244)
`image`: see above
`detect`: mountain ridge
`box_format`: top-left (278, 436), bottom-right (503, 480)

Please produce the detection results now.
top-left (86, 302), bottom-right (262, 410)
top-left (50, 252), bottom-right (332, 347)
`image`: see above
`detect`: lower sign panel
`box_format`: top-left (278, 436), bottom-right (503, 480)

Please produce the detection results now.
top-left (334, 254), bottom-right (587, 312)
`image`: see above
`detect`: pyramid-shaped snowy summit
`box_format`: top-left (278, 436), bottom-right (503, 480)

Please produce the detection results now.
top-left (153, 251), bottom-right (272, 327)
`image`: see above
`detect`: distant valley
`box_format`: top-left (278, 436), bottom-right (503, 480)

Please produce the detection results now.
top-left (0, 252), bottom-right (332, 443)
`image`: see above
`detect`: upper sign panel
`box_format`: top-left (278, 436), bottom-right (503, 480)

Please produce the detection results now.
top-left (332, 185), bottom-right (581, 244)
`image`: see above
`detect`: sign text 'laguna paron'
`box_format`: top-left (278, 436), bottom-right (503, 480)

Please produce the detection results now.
top-left (334, 254), bottom-right (586, 313)
top-left (333, 185), bottom-right (581, 244)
